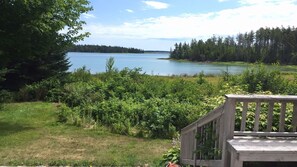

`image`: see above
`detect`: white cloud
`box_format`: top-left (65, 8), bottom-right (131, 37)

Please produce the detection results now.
top-left (142, 1), bottom-right (169, 9)
top-left (218, 0), bottom-right (230, 2)
top-left (83, 0), bottom-right (297, 45)
top-left (126, 9), bottom-right (134, 13)
top-left (82, 13), bottom-right (96, 19)
top-left (239, 0), bottom-right (296, 5)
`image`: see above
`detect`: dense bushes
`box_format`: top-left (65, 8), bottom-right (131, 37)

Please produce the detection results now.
top-left (53, 67), bottom-right (212, 138)
top-left (240, 65), bottom-right (288, 93)
top-left (222, 64), bottom-right (296, 95)
top-left (10, 62), bottom-right (297, 138)
top-left (286, 74), bottom-right (297, 95)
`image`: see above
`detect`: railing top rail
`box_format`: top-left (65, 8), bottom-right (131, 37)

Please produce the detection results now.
top-left (181, 104), bottom-right (224, 134)
top-left (225, 94), bottom-right (297, 102)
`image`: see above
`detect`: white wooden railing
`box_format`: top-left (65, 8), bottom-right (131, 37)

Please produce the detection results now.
top-left (180, 94), bottom-right (297, 167)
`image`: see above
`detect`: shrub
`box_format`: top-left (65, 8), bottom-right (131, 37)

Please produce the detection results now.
top-left (197, 72), bottom-right (207, 84)
top-left (91, 98), bottom-right (136, 135)
top-left (240, 65), bottom-right (287, 93)
top-left (138, 98), bottom-right (204, 138)
top-left (0, 90), bottom-right (15, 103)
top-left (16, 67), bottom-right (95, 102)
top-left (160, 147), bottom-right (180, 166)
top-left (57, 104), bottom-right (82, 126)
top-left (285, 74), bottom-right (297, 95)
top-left (160, 135), bottom-right (181, 166)
top-left (17, 76), bottom-right (65, 101)
top-left (62, 80), bottom-right (105, 107)
top-left (69, 66), bottom-right (93, 82)
top-left (65, 96), bottom-right (205, 138)
top-left (57, 104), bottom-right (73, 123)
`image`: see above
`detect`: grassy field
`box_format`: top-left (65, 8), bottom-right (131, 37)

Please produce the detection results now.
top-left (0, 102), bottom-right (171, 166)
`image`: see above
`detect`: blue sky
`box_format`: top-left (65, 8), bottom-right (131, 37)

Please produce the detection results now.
top-left (79, 0), bottom-right (297, 51)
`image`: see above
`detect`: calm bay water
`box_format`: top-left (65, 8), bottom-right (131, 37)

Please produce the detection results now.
top-left (67, 52), bottom-right (248, 76)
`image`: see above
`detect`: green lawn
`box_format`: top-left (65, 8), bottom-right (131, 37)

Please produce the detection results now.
top-left (0, 102), bottom-right (171, 166)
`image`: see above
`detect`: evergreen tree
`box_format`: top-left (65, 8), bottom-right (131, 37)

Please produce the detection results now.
top-left (0, 0), bottom-right (92, 90)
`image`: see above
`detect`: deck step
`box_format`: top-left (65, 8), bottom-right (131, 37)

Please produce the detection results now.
top-left (227, 137), bottom-right (297, 167)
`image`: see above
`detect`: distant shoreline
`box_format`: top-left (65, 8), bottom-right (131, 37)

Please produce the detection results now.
top-left (68, 51), bottom-right (170, 54)
top-left (68, 44), bottom-right (170, 54)
top-left (144, 51), bottom-right (170, 54)
top-left (69, 44), bottom-right (144, 53)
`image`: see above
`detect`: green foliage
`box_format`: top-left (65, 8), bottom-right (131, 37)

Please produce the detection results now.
top-left (286, 74), bottom-right (297, 95)
top-left (0, 69), bottom-right (9, 108)
top-left (196, 125), bottom-right (220, 160)
top-left (15, 67), bottom-right (100, 102)
top-left (0, 90), bottom-right (15, 104)
top-left (12, 58), bottom-right (297, 140)
top-left (160, 134), bottom-right (181, 166)
top-left (0, 68), bottom-right (7, 83)
top-left (240, 65), bottom-right (287, 93)
top-left (57, 103), bottom-right (72, 123)
top-left (17, 76), bottom-right (65, 101)
top-left (69, 66), bottom-right (93, 82)
top-left (139, 98), bottom-right (202, 138)
top-left (219, 65), bottom-right (290, 94)
top-left (42, 60), bottom-right (295, 139)
top-left (105, 57), bottom-right (116, 73)
top-left (70, 96), bottom-right (204, 138)
top-left (57, 104), bottom-right (82, 126)
top-left (0, 0), bottom-right (92, 90)
top-left (221, 67), bottom-right (237, 83)
top-left (44, 60), bottom-right (215, 138)
top-left (197, 72), bottom-right (207, 84)
top-left (160, 147), bottom-right (180, 166)
top-left (91, 98), bottom-right (134, 135)
top-left (62, 81), bottom-right (105, 107)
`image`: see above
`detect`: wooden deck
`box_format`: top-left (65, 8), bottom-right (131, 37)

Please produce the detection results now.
top-left (180, 94), bottom-right (297, 167)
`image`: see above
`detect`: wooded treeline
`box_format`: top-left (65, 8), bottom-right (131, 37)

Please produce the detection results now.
top-left (170, 27), bottom-right (297, 65)
top-left (69, 44), bottom-right (144, 53)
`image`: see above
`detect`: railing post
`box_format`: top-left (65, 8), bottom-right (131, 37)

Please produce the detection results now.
top-left (222, 96), bottom-right (236, 167)
top-left (293, 102), bottom-right (297, 132)
top-left (194, 123), bottom-right (198, 167)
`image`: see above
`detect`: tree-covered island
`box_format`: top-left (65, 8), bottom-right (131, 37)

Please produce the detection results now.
top-left (68, 44), bottom-right (145, 53)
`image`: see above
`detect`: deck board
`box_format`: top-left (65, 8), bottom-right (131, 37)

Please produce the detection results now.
top-left (228, 137), bottom-right (297, 163)
top-left (228, 137), bottom-right (297, 152)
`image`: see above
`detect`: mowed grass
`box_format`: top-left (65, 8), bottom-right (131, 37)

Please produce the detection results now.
top-left (0, 102), bottom-right (171, 166)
